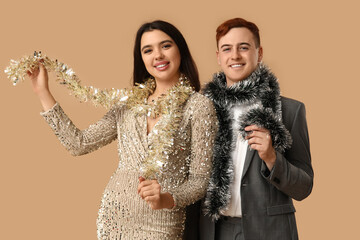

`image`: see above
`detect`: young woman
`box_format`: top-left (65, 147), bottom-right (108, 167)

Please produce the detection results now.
top-left (28, 20), bottom-right (217, 239)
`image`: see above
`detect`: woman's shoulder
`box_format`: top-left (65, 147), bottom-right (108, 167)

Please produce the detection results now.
top-left (187, 92), bottom-right (215, 108)
top-left (184, 92), bottom-right (216, 117)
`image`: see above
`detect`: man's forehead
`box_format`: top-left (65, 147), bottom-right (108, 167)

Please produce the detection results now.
top-left (218, 27), bottom-right (255, 45)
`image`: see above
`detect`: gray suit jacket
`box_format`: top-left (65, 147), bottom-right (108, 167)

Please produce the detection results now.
top-left (184, 97), bottom-right (313, 240)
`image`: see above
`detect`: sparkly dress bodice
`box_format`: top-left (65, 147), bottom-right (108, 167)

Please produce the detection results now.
top-left (41, 92), bottom-right (217, 239)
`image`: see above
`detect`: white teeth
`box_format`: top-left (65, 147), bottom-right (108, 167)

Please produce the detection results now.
top-left (231, 64), bottom-right (243, 68)
top-left (156, 63), bottom-right (168, 68)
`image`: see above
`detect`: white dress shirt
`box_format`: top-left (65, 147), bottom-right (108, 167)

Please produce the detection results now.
top-left (222, 100), bottom-right (261, 217)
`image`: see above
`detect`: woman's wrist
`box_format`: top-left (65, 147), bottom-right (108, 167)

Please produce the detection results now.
top-left (37, 90), bottom-right (56, 111)
top-left (34, 87), bottom-right (51, 97)
top-left (161, 192), bottom-right (175, 209)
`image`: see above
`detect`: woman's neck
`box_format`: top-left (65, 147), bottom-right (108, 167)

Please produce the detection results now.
top-left (152, 73), bottom-right (180, 98)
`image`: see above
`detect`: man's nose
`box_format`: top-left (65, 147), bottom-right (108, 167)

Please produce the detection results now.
top-left (231, 50), bottom-right (241, 60)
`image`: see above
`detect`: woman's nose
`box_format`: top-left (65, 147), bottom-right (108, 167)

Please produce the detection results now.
top-left (154, 48), bottom-right (164, 60)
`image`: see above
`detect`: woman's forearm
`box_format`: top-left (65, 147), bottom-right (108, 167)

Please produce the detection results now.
top-left (37, 90), bottom-right (56, 111)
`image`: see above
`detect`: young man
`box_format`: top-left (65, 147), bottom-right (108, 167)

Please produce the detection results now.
top-left (199, 18), bottom-right (314, 240)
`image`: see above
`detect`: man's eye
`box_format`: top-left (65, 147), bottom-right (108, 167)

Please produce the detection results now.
top-left (222, 48), bottom-right (230, 52)
top-left (240, 47), bottom-right (249, 51)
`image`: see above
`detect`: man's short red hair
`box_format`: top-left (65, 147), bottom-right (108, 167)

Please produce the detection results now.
top-left (216, 18), bottom-right (260, 48)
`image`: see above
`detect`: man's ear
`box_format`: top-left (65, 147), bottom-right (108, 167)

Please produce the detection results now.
top-left (258, 46), bottom-right (263, 63)
top-left (216, 50), bottom-right (221, 65)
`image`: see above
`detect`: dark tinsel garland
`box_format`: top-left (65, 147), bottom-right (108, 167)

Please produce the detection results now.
top-left (202, 63), bottom-right (292, 219)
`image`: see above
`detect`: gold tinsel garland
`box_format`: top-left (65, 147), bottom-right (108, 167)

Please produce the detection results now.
top-left (4, 52), bottom-right (194, 179)
top-left (134, 76), bottom-right (194, 178)
top-left (4, 51), bottom-right (128, 109)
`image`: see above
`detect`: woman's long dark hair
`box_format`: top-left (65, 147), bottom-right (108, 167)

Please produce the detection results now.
top-left (133, 20), bottom-right (200, 92)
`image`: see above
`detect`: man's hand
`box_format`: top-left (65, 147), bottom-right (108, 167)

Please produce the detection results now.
top-left (137, 177), bottom-right (174, 210)
top-left (245, 125), bottom-right (276, 170)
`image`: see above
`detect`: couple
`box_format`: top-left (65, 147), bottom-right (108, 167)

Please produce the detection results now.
top-left (28, 18), bottom-right (313, 240)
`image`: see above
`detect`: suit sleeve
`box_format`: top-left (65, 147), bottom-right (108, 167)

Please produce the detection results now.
top-left (261, 102), bottom-right (314, 201)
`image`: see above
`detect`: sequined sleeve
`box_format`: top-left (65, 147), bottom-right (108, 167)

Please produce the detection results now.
top-left (169, 94), bottom-right (218, 207)
top-left (40, 103), bottom-right (118, 156)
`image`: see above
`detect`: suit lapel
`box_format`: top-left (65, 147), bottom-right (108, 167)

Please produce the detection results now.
top-left (241, 147), bottom-right (256, 179)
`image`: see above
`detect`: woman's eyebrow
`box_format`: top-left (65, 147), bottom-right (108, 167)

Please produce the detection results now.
top-left (141, 40), bottom-right (173, 52)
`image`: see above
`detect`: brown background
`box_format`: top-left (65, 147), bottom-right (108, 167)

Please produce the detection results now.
top-left (0, 0), bottom-right (358, 239)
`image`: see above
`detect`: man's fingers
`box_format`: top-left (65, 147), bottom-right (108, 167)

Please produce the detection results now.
top-left (245, 125), bottom-right (261, 132)
top-left (246, 131), bottom-right (270, 140)
top-left (247, 137), bottom-right (262, 145)
top-left (249, 143), bottom-right (261, 151)
top-left (245, 125), bottom-right (270, 133)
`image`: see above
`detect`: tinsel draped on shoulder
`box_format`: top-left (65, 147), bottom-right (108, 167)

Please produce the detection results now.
top-left (202, 63), bottom-right (293, 220)
top-left (203, 63), bottom-right (292, 154)
top-left (131, 77), bottom-right (195, 179)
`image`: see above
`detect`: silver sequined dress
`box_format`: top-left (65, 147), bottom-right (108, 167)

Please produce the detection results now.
top-left (40, 92), bottom-right (217, 240)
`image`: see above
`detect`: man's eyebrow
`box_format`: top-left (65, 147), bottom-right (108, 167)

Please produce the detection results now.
top-left (220, 42), bottom-right (251, 48)
top-left (220, 42), bottom-right (251, 49)
top-left (239, 42), bottom-right (251, 46)
top-left (220, 44), bottom-right (232, 49)
top-left (141, 40), bottom-right (173, 52)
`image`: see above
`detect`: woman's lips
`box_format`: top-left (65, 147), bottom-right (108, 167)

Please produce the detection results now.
top-left (154, 61), bottom-right (170, 71)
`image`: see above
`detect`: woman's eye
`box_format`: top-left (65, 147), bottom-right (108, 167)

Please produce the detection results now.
top-left (143, 49), bottom-right (152, 54)
top-left (162, 44), bottom-right (171, 49)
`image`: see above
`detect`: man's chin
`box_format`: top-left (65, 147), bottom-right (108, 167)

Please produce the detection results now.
top-left (226, 75), bottom-right (247, 83)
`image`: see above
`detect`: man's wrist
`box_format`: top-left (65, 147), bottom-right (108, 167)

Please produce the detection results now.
top-left (264, 150), bottom-right (276, 170)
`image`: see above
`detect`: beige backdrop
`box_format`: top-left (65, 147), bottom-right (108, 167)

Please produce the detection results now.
top-left (1, 0), bottom-right (358, 239)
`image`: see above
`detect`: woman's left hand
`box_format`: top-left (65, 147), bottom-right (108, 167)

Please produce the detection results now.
top-left (137, 177), bottom-right (175, 210)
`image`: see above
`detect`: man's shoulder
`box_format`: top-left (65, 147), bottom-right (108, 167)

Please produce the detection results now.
top-left (280, 96), bottom-right (305, 112)
top-left (280, 96), bottom-right (306, 127)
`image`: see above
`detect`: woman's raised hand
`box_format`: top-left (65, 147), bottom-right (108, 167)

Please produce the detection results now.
top-left (27, 62), bottom-right (56, 111)
top-left (27, 62), bottom-right (49, 94)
